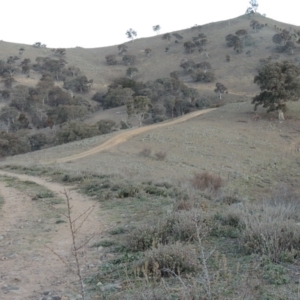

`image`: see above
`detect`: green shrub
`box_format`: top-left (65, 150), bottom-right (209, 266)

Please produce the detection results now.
top-left (117, 185), bottom-right (140, 198)
top-left (96, 119), bottom-right (116, 134)
top-left (126, 224), bottom-right (159, 251)
top-left (263, 261), bottom-right (289, 285)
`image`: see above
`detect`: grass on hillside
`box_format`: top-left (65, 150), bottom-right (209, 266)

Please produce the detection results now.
top-left (2, 165), bottom-right (300, 299)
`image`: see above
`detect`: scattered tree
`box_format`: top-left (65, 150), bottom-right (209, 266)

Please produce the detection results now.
top-left (153, 25), bottom-right (161, 34)
top-left (63, 76), bottom-right (93, 93)
top-left (252, 60), bottom-right (300, 119)
top-left (118, 44), bottom-right (128, 55)
top-left (126, 67), bottom-right (139, 79)
top-left (214, 82), bottom-right (228, 100)
top-left (191, 70), bottom-right (215, 83)
top-left (162, 33), bottom-right (171, 42)
top-left (172, 33), bottom-right (183, 41)
top-left (250, 20), bottom-right (264, 32)
top-left (184, 41), bottom-right (196, 53)
top-left (122, 55), bottom-right (136, 66)
top-left (105, 54), bottom-right (118, 65)
top-left (126, 28), bottom-right (137, 42)
top-left (126, 96), bottom-right (151, 126)
top-left (145, 48), bottom-right (152, 57)
top-left (103, 86), bottom-right (134, 109)
top-left (33, 42), bottom-right (42, 48)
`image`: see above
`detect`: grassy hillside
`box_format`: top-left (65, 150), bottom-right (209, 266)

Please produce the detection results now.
top-left (0, 14), bottom-right (300, 299)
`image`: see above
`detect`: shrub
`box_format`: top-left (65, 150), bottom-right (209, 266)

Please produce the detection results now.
top-left (191, 172), bottom-right (223, 192)
top-left (96, 119), bottom-right (116, 134)
top-left (155, 151), bottom-right (167, 160)
top-left (228, 188), bottom-right (300, 262)
top-left (139, 146), bottom-right (151, 157)
top-left (263, 261), bottom-right (290, 285)
top-left (142, 242), bottom-right (199, 276)
top-left (191, 70), bottom-right (215, 83)
top-left (160, 209), bottom-right (207, 243)
top-left (105, 54), bottom-right (117, 65)
top-left (126, 224), bottom-right (159, 251)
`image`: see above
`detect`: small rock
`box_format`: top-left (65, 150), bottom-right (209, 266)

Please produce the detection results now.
top-left (43, 291), bottom-right (51, 295)
top-left (52, 296), bottom-right (62, 300)
top-left (96, 282), bottom-right (102, 286)
top-left (97, 246), bottom-right (103, 252)
top-left (0, 236), bottom-right (4, 241)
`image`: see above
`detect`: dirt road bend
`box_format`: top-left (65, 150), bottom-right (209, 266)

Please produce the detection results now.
top-left (0, 171), bottom-right (104, 300)
top-left (46, 108), bottom-right (217, 164)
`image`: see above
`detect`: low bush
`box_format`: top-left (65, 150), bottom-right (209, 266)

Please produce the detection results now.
top-left (191, 172), bottom-right (223, 192)
top-left (227, 187), bottom-right (300, 262)
top-left (142, 242), bottom-right (199, 276)
top-left (139, 146), bottom-right (151, 157)
top-left (155, 151), bottom-right (167, 161)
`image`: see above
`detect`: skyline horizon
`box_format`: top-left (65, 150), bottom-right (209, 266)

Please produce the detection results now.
top-left (0, 0), bottom-right (299, 49)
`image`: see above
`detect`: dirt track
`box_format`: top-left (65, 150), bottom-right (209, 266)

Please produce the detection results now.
top-left (0, 171), bottom-right (103, 300)
top-left (46, 108), bottom-right (217, 164)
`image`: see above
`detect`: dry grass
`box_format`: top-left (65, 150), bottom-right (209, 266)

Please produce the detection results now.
top-left (226, 184), bottom-right (300, 262)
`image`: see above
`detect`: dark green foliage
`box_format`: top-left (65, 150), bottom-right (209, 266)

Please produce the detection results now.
top-left (108, 77), bottom-right (137, 90)
top-left (214, 82), bottom-right (228, 99)
top-left (191, 70), bottom-right (215, 83)
top-left (184, 41), bottom-right (196, 53)
top-left (96, 119), bottom-right (116, 134)
top-left (118, 44), bottom-right (128, 55)
top-left (162, 33), bottom-right (171, 41)
top-left (0, 131), bottom-right (30, 156)
top-left (103, 86), bottom-right (134, 109)
top-left (144, 48), bottom-right (152, 57)
top-left (225, 34), bottom-right (241, 47)
top-left (250, 20), bottom-right (264, 32)
top-left (126, 67), bottom-right (138, 79)
top-left (126, 28), bottom-right (137, 41)
top-left (122, 55), bottom-right (136, 66)
top-left (56, 122), bottom-right (99, 144)
top-left (28, 133), bottom-right (48, 151)
top-left (63, 75), bottom-right (93, 93)
top-left (33, 57), bottom-right (66, 81)
top-left (92, 92), bottom-right (104, 104)
top-left (263, 261), bottom-right (290, 285)
top-left (172, 32), bottom-right (183, 40)
top-left (105, 54), bottom-right (117, 65)
top-left (252, 60), bottom-right (300, 111)
top-left (235, 29), bottom-right (248, 36)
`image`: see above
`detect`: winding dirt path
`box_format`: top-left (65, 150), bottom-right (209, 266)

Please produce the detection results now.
top-left (0, 171), bottom-right (104, 300)
top-left (46, 108), bottom-right (217, 164)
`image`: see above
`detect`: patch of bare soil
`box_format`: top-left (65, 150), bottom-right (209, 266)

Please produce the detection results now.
top-left (0, 171), bottom-right (105, 300)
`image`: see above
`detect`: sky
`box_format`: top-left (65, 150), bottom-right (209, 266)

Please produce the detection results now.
top-left (1, 0), bottom-right (299, 49)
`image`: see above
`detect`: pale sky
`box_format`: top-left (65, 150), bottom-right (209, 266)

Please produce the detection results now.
top-left (1, 0), bottom-right (299, 49)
